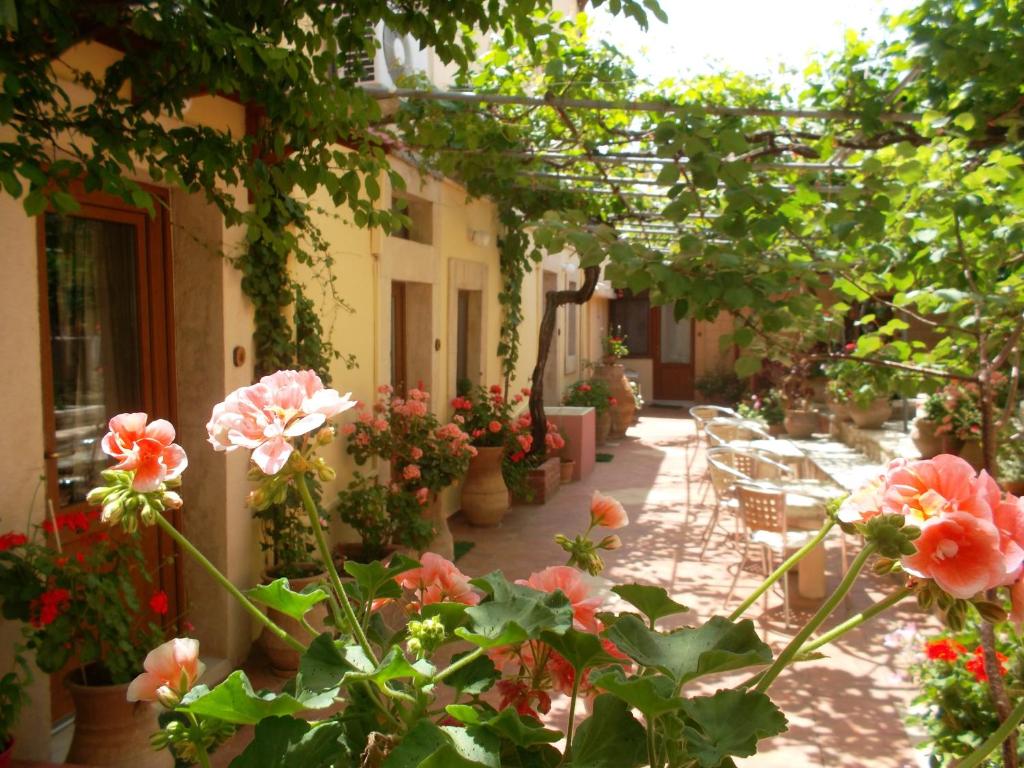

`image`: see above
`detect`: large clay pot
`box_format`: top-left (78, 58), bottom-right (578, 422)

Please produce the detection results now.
top-left (65, 665), bottom-right (172, 768)
top-left (808, 377), bottom-right (828, 404)
top-left (560, 460), bottom-right (575, 484)
top-left (1004, 480), bottom-right (1024, 496)
top-left (848, 398), bottom-right (893, 429)
top-left (594, 363), bottom-right (635, 438)
top-left (826, 399), bottom-right (851, 422)
top-left (959, 439), bottom-right (985, 472)
top-left (460, 446), bottom-right (509, 527)
top-left (259, 567), bottom-right (328, 676)
top-left (0, 738), bottom-right (12, 768)
top-left (783, 409), bottom-right (818, 439)
top-left (767, 422), bottom-right (786, 437)
top-left (423, 494), bottom-right (454, 559)
top-left (595, 410), bottom-right (612, 446)
top-left (910, 418), bottom-right (944, 459)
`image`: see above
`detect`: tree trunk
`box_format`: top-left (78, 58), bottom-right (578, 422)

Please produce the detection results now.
top-left (528, 265), bottom-right (600, 455)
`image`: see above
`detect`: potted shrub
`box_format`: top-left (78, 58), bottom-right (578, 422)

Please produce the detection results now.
top-left (564, 378), bottom-right (614, 445)
top-left (824, 379), bottom-right (852, 422)
top-left (335, 472), bottom-right (432, 561)
top-left (828, 360), bottom-right (894, 429)
top-left (0, 656), bottom-right (28, 767)
top-left (780, 366), bottom-right (818, 438)
top-left (737, 388), bottom-right (785, 435)
top-left (695, 369), bottom-right (746, 407)
top-left (346, 385), bottom-right (475, 554)
top-left (911, 391), bottom-right (948, 459)
top-left (593, 327), bottom-right (635, 437)
top-left (0, 507), bottom-right (174, 768)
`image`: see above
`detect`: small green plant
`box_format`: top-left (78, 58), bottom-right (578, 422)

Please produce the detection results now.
top-left (603, 325), bottom-right (629, 359)
top-left (250, 482), bottom-right (322, 579)
top-left (695, 369), bottom-right (746, 405)
top-left (738, 389), bottom-right (785, 426)
top-left (0, 656), bottom-right (29, 751)
top-left (563, 379), bottom-right (614, 413)
top-left (906, 616), bottom-right (1023, 766)
top-left (334, 472), bottom-right (433, 561)
top-left (824, 359), bottom-right (897, 409)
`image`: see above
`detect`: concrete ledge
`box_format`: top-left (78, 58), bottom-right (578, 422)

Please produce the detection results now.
top-left (831, 417), bottom-right (917, 463)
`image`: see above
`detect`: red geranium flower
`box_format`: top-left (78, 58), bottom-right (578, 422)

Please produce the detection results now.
top-left (925, 638), bottom-right (966, 662)
top-left (149, 590), bottom-right (169, 615)
top-left (965, 645), bottom-right (1008, 682)
top-left (31, 588), bottom-right (71, 627)
top-left (0, 532), bottom-right (27, 552)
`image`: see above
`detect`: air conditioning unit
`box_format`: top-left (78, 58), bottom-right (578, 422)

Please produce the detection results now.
top-left (339, 21), bottom-right (428, 92)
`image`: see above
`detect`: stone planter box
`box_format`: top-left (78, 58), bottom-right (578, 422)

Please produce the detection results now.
top-left (544, 406), bottom-right (596, 482)
top-left (513, 456), bottom-right (561, 505)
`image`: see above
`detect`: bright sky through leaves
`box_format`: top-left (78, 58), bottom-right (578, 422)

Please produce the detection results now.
top-left (590, 0), bottom-right (919, 84)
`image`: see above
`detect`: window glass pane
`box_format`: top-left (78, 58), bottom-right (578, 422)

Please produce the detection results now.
top-left (456, 290), bottom-right (470, 388)
top-left (46, 213), bottom-right (141, 507)
top-left (659, 306), bottom-right (692, 364)
top-left (609, 295), bottom-right (649, 356)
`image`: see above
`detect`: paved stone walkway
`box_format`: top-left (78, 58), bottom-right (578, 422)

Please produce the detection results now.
top-left (450, 407), bottom-right (930, 768)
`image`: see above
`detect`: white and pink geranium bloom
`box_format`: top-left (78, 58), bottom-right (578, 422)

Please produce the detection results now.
top-left (101, 413), bottom-right (188, 492)
top-left (590, 491), bottom-right (629, 530)
top-left (840, 454), bottom-right (1024, 600)
top-left (127, 638), bottom-right (205, 706)
top-left (206, 370), bottom-right (355, 475)
top-left (396, 553), bottom-right (480, 609)
top-left (517, 566), bottom-right (604, 633)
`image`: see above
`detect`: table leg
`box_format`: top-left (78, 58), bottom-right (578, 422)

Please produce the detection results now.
top-left (797, 540), bottom-right (827, 599)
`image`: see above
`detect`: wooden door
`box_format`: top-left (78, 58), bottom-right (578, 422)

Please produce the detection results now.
top-left (652, 305), bottom-right (695, 401)
top-left (391, 281), bottom-right (408, 395)
top-left (37, 186), bottom-right (180, 721)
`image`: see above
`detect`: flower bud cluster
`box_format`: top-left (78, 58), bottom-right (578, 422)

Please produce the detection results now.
top-left (151, 715), bottom-right (236, 764)
top-left (86, 470), bottom-right (182, 532)
top-left (406, 615), bottom-right (446, 658)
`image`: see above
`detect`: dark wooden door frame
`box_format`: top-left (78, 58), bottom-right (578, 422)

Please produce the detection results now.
top-left (650, 305), bottom-right (696, 401)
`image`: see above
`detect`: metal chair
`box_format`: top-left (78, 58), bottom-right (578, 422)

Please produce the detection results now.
top-left (686, 406), bottom-right (740, 508)
top-left (698, 449), bottom-right (750, 560)
top-left (726, 482), bottom-right (819, 628)
top-left (704, 417), bottom-right (775, 446)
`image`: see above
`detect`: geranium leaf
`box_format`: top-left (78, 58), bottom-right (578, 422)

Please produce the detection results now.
top-left (182, 671), bottom-right (320, 725)
top-left (228, 716), bottom-right (349, 768)
top-left (539, 628), bottom-right (622, 672)
top-left (611, 584), bottom-right (689, 627)
top-left (567, 695), bottom-right (647, 768)
top-left (679, 689), bottom-right (788, 766)
top-left (444, 704), bottom-right (562, 746)
top-left (604, 615), bottom-right (772, 686)
top-left (246, 578), bottom-right (326, 622)
top-left (441, 650), bottom-right (499, 695)
top-left (383, 720), bottom-right (498, 768)
top-left (589, 666), bottom-right (683, 717)
top-left (344, 554), bottom-right (420, 602)
top-left (457, 574), bottom-right (573, 649)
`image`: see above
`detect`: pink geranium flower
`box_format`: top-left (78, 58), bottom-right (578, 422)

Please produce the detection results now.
top-left (837, 473), bottom-right (886, 524)
top-left (101, 413), bottom-right (188, 492)
top-left (397, 553), bottom-right (480, 607)
top-left (127, 638), bottom-right (205, 705)
top-left (882, 455), bottom-right (992, 523)
top-left (206, 370), bottom-right (354, 475)
top-left (590, 491), bottom-right (628, 529)
top-left (902, 512), bottom-right (1008, 599)
top-left (518, 566), bottom-right (603, 633)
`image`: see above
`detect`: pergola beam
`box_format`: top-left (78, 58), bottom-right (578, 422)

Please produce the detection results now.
top-left (367, 86), bottom-right (922, 123)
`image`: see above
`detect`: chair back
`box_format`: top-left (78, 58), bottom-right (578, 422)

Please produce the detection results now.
top-left (736, 482), bottom-right (787, 534)
top-left (706, 453), bottom-right (748, 498)
top-left (689, 405), bottom-right (740, 432)
top-left (728, 449), bottom-right (793, 482)
top-left (704, 417), bottom-right (773, 446)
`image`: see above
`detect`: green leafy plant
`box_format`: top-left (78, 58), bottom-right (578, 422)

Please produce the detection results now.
top-left (695, 369), bottom-right (746, 405)
top-left (334, 472), bottom-right (433, 561)
top-left (564, 378), bottom-right (614, 413)
top-left (738, 389), bottom-right (785, 426)
top-left (604, 326), bottom-right (630, 360)
top-left (0, 514), bottom-right (166, 684)
top-left (907, 617), bottom-right (1023, 766)
top-left (0, 656), bottom-right (29, 750)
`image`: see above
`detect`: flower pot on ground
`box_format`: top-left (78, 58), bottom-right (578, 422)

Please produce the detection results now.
top-left (0, 738), bottom-right (11, 768)
top-left (66, 664), bottom-right (173, 768)
top-left (461, 446), bottom-right (510, 526)
top-left (826, 399), bottom-right (850, 422)
top-left (848, 398), bottom-right (893, 429)
top-left (911, 417), bottom-right (944, 459)
top-left (560, 459), bottom-right (575, 483)
top-left (783, 408), bottom-right (818, 439)
top-left (595, 409), bottom-right (611, 445)
top-left (593, 363), bottom-right (635, 438)
top-left (737, 389), bottom-right (785, 433)
top-left (258, 564), bottom-right (328, 676)
top-left (958, 439), bottom-right (985, 472)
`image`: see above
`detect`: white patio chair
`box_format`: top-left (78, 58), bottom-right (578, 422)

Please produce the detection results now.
top-left (698, 449), bottom-right (749, 560)
top-left (704, 417), bottom-right (775, 446)
top-left (686, 405), bottom-right (740, 508)
top-left (727, 482), bottom-right (819, 628)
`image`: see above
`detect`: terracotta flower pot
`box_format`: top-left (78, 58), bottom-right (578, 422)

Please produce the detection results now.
top-left (848, 398), bottom-right (892, 429)
top-left (594, 363), bottom-right (635, 438)
top-left (783, 409), bottom-right (818, 439)
top-left (808, 377), bottom-right (828, 404)
top-left (958, 439), bottom-right (985, 472)
top-left (460, 446), bottom-right (510, 527)
top-left (560, 460), bottom-right (575, 484)
top-left (65, 665), bottom-right (172, 768)
top-left (826, 399), bottom-right (851, 422)
top-left (258, 567), bottom-right (328, 676)
top-left (910, 418), bottom-right (944, 459)
top-left (0, 737), bottom-right (12, 768)
top-left (595, 410), bottom-right (612, 446)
